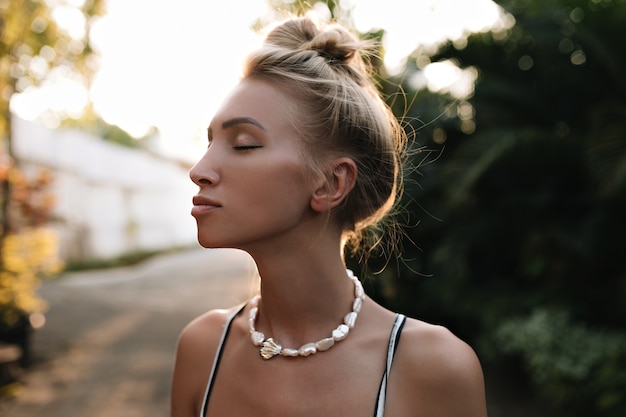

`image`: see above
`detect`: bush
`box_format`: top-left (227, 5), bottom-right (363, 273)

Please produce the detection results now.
top-left (0, 159), bottom-right (62, 376)
top-left (0, 227), bottom-right (62, 325)
top-left (494, 308), bottom-right (626, 417)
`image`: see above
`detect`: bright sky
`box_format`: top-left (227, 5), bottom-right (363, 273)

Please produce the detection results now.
top-left (12, 0), bottom-right (504, 162)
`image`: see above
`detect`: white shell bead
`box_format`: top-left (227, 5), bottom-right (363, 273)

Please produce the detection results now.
top-left (332, 324), bottom-right (350, 341)
top-left (281, 348), bottom-right (299, 357)
top-left (354, 282), bottom-right (364, 300)
top-left (298, 343), bottom-right (317, 356)
top-left (251, 331), bottom-right (265, 346)
top-left (315, 337), bottom-right (335, 352)
top-left (353, 297), bottom-right (362, 313)
top-left (344, 311), bottom-right (357, 328)
top-left (249, 306), bottom-right (258, 319)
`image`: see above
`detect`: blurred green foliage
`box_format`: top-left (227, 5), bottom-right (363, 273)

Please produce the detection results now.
top-left (495, 308), bottom-right (626, 415)
top-left (360, 0), bottom-right (626, 415)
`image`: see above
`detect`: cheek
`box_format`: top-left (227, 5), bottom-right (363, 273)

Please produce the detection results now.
top-left (252, 160), bottom-right (312, 208)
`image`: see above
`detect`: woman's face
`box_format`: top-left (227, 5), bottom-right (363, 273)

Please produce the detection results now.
top-left (190, 77), bottom-right (317, 251)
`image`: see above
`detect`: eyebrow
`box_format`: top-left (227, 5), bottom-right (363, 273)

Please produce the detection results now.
top-left (221, 117), bottom-right (266, 131)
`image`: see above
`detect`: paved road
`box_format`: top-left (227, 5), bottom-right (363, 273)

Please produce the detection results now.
top-left (0, 248), bottom-right (258, 417)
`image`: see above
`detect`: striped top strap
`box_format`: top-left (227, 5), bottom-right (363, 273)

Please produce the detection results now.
top-left (374, 314), bottom-right (407, 417)
top-left (200, 304), bottom-right (245, 417)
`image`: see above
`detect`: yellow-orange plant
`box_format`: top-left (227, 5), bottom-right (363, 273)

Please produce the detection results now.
top-left (0, 156), bottom-right (62, 325)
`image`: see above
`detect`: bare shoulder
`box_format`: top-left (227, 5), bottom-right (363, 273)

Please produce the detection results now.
top-left (171, 305), bottom-right (244, 417)
top-left (397, 318), bottom-right (484, 381)
top-left (392, 317), bottom-right (488, 417)
top-left (178, 306), bottom-right (240, 350)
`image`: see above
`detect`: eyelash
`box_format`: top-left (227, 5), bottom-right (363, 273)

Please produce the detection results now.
top-left (233, 145), bottom-right (263, 151)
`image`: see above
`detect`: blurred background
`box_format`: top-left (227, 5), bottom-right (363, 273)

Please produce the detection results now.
top-left (0, 0), bottom-right (624, 416)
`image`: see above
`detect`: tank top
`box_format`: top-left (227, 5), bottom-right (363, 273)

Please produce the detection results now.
top-left (200, 305), bottom-right (406, 417)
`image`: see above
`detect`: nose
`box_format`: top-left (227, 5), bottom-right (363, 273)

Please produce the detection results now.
top-left (189, 150), bottom-right (219, 187)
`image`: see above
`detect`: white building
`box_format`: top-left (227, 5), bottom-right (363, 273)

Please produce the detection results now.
top-left (12, 117), bottom-right (199, 262)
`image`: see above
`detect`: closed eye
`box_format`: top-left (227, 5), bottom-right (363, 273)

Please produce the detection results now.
top-left (233, 145), bottom-right (263, 151)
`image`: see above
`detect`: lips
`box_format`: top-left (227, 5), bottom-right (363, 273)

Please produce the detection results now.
top-left (191, 195), bottom-right (221, 217)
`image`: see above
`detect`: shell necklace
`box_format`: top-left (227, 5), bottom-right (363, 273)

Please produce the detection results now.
top-left (248, 269), bottom-right (365, 360)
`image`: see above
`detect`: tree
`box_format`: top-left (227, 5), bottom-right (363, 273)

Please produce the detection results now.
top-left (0, 0), bottom-right (105, 230)
top-left (0, 0), bottom-right (104, 374)
top-left (0, 0), bottom-right (105, 147)
top-left (372, 1), bottom-right (626, 415)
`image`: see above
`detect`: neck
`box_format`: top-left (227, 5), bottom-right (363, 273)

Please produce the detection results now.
top-left (247, 269), bottom-right (364, 359)
top-left (245, 232), bottom-right (356, 348)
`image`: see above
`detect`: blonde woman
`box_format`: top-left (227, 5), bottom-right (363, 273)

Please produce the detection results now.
top-left (172, 16), bottom-right (487, 417)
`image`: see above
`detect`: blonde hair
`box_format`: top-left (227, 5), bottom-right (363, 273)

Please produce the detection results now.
top-left (243, 17), bottom-right (405, 252)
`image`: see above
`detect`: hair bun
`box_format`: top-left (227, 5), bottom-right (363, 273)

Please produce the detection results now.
top-left (264, 17), bottom-right (362, 65)
top-left (305, 28), bottom-right (359, 64)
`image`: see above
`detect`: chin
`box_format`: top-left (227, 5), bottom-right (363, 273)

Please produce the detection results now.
top-left (197, 240), bottom-right (221, 249)
top-left (196, 234), bottom-right (232, 250)
top-left (196, 233), bottom-right (216, 249)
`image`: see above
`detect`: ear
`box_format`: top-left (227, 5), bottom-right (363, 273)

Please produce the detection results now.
top-left (310, 157), bottom-right (358, 213)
